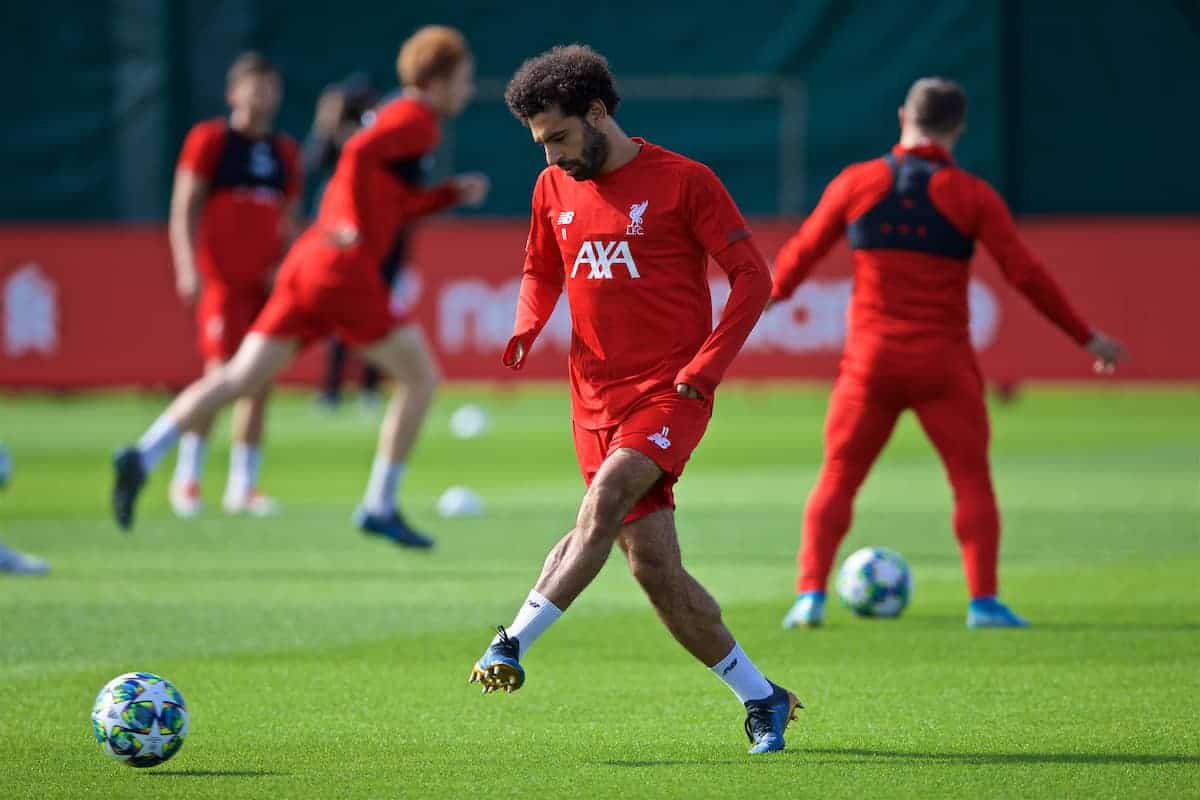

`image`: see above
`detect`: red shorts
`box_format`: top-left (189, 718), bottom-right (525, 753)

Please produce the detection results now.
top-left (572, 390), bottom-right (713, 524)
top-left (196, 284), bottom-right (268, 362)
top-left (251, 231), bottom-right (408, 348)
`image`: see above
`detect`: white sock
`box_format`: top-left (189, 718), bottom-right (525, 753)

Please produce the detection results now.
top-left (137, 414), bottom-right (181, 471)
top-left (711, 642), bottom-right (773, 703)
top-left (172, 433), bottom-right (206, 486)
top-left (492, 590), bottom-right (563, 659)
top-left (227, 442), bottom-right (261, 497)
top-left (363, 457), bottom-right (404, 515)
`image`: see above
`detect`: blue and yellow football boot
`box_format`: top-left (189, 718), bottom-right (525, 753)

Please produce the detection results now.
top-left (469, 626), bottom-right (525, 694)
top-left (744, 682), bottom-right (802, 754)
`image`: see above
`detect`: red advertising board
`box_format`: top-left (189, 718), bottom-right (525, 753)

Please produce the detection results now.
top-left (0, 218), bottom-right (1196, 388)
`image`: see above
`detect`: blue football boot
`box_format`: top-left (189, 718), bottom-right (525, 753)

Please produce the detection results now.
top-left (354, 506), bottom-right (434, 549)
top-left (782, 591), bottom-right (826, 628)
top-left (967, 597), bottom-right (1030, 629)
top-left (744, 682), bottom-right (802, 754)
top-left (469, 626), bottom-right (525, 694)
top-left (111, 447), bottom-right (146, 531)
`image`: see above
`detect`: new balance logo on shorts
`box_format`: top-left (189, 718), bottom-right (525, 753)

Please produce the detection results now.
top-left (647, 426), bottom-right (671, 450)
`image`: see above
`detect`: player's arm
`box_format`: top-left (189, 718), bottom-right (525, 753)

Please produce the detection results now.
top-left (168, 125), bottom-right (220, 304)
top-left (974, 180), bottom-right (1126, 372)
top-left (674, 166), bottom-right (773, 399)
top-left (333, 114), bottom-right (485, 244)
top-left (504, 176), bottom-right (563, 370)
top-left (769, 170), bottom-right (853, 307)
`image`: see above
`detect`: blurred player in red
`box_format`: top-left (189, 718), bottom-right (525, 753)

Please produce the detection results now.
top-left (113, 26), bottom-right (489, 547)
top-left (772, 78), bottom-right (1126, 630)
top-left (466, 46), bottom-right (800, 755)
top-left (167, 52), bottom-right (302, 518)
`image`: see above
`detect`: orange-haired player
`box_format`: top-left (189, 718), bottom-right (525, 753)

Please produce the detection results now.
top-left (772, 78), bottom-right (1126, 629)
top-left (114, 27), bottom-right (489, 547)
top-left (167, 52), bottom-right (301, 518)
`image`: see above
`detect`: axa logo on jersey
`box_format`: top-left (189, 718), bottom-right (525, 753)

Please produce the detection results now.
top-left (570, 241), bottom-right (641, 280)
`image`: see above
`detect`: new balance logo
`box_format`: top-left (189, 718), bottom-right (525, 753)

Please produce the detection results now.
top-left (570, 240), bottom-right (640, 280)
top-left (556, 211), bottom-right (575, 225)
top-left (721, 657), bottom-right (738, 676)
top-left (647, 426), bottom-right (671, 450)
top-left (527, 600), bottom-right (542, 609)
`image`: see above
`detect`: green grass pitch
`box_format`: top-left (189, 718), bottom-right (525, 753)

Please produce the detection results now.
top-left (1, 385), bottom-right (1197, 798)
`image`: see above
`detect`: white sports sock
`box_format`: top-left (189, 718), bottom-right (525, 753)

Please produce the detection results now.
top-left (711, 642), bottom-right (773, 703)
top-left (363, 457), bottom-right (404, 515)
top-left (492, 590), bottom-right (563, 659)
top-left (227, 442), bottom-right (261, 497)
top-left (137, 415), bottom-right (181, 471)
top-left (172, 433), bottom-right (206, 486)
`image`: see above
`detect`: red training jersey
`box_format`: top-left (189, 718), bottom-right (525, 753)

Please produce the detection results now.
top-left (316, 96), bottom-right (460, 266)
top-left (510, 139), bottom-right (772, 428)
top-left (176, 118), bottom-right (302, 288)
top-left (772, 143), bottom-right (1092, 371)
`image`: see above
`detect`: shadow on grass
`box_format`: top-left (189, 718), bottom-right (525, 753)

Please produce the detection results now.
top-left (604, 750), bottom-right (1198, 767)
top-left (144, 770), bottom-right (285, 777)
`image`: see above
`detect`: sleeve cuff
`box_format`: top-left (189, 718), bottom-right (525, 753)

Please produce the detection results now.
top-left (674, 370), bottom-right (716, 399)
top-left (503, 333), bottom-right (534, 370)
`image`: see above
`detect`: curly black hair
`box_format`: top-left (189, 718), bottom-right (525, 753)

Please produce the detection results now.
top-left (505, 44), bottom-right (621, 121)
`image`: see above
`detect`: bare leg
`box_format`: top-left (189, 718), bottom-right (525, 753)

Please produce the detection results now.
top-left (469, 447), bottom-right (663, 691)
top-left (163, 335), bottom-right (296, 432)
top-left (532, 448), bottom-right (663, 610)
top-left (618, 509), bottom-right (734, 667)
top-left (182, 360), bottom-right (225, 439)
top-left (230, 387), bottom-right (269, 447)
top-left (358, 327), bottom-right (440, 464)
top-left (115, 334), bottom-right (298, 530)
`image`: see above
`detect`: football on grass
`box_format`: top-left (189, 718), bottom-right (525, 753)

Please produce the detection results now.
top-left (91, 672), bottom-right (188, 767)
top-left (836, 547), bottom-right (912, 618)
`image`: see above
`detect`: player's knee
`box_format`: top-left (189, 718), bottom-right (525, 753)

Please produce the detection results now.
top-left (219, 366), bottom-right (262, 400)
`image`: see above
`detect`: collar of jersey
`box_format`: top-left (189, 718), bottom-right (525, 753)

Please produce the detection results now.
top-left (591, 137), bottom-right (653, 183)
top-left (891, 142), bottom-right (955, 164)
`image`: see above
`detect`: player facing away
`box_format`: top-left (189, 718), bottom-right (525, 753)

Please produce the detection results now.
top-left (111, 26), bottom-right (490, 546)
top-left (772, 78), bottom-right (1127, 630)
top-left (467, 46), bottom-right (801, 754)
top-left (167, 52), bottom-right (302, 519)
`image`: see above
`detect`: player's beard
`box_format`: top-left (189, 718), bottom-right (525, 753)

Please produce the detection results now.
top-left (559, 120), bottom-right (609, 181)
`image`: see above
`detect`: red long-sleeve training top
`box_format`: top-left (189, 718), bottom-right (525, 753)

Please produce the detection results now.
top-left (772, 143), bottom-right (1092, 369)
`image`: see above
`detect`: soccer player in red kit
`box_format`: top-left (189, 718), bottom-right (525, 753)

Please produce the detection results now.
top-left (467, 46), bottom-right (801, 754)
top-left (112, 26), bottom-right (489, 547)
top-left (167, 52), bottom-right (301, 518)
top-left (772, 78), bottom-right (1126, 630)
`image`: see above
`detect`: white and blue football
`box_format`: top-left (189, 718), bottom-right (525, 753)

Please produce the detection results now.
top-left (836, 547), bottom-right (913, 618)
